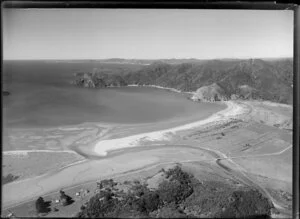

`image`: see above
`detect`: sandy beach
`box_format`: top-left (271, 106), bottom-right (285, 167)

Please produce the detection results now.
top-left (93, 101), bottom-right (247, 156)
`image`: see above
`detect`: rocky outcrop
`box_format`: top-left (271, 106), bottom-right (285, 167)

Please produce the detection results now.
top-left (72, 72), bottom-right (127, 88)
top-left (191, 83), bottom-right (229, 102)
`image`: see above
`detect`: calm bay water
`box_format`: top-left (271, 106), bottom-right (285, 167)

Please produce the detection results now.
top-left (3, 61), bottom-right (224, 128)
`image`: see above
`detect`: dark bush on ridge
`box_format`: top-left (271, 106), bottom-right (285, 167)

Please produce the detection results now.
top-left (157, 166), bottom-right (194, 204)
top-left (76, 166), bottom-right (272, 218)
top-left (219, 190), bottom-right (272, 218)
top-left (158, 179), bottom-right (193, 204)
top-left (140, 191), bottom-right (161, 212)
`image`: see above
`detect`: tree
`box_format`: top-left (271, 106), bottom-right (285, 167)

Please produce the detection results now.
top-left (142, 191), bottom-right (160, 212)
top-left (35, 197), bottom-right (50, 214)
top-left (60, 190), bottom-right (73, 206)
top-left (158, 166), bottom-right (194, 204)
top-left (220, 190), bottom-right (272, 218)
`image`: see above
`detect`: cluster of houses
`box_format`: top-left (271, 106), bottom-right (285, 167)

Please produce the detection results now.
top-left (5, 181), bottom-right (121, 218)
top-left (50, 188), bottom-right (90, 205)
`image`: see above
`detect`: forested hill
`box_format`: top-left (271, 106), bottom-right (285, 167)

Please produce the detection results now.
top-left (72, 58), bottom-right (293, 104)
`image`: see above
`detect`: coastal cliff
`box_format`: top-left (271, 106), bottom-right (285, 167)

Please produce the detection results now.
top-left (72, 72), bottom-right (127, 88)
top-left (72, 58), bottom-right (293, 104)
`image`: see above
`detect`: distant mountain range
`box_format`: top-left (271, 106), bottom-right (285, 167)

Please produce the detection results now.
top-left (72, 58), bottom-right (293, 104)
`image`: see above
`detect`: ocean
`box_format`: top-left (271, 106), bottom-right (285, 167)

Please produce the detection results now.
top-left (2, 60), bottom-right (225, 128)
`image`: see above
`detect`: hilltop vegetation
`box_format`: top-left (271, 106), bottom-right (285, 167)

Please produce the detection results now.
top-left (72, 58), bottom-right (293, 104)
top-left (76, 166), bottom-right (272, 218)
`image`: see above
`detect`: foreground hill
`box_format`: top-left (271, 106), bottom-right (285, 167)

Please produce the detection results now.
top-left (72, 58), bottom-right (293, 104)
top-left (76, 166), bottom-right (273, 218)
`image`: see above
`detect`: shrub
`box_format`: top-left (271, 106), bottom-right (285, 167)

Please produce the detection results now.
top-left (78, 192), bottom-right (122, 218)
top-left (165, 165), bottom-right (193, 185)
top-left (140, 191), bottom-right (161, 212)
top-left (220, 190), bottom-right (272, 218)
top-left (158, 179), bottom-right (193, 204)
top-left (131, 183), bottom-right (150, 197)
top-left (79, 194), bottom-right (103, 217)
top-left (158, 166), bottom-right (193, 204)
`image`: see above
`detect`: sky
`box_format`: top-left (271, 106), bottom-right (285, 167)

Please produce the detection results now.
top-left (2, 9), bottom-right (293, 60)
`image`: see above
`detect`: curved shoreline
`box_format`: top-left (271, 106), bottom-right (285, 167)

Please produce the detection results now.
top-left (93, 101), bottom-right (247, 156)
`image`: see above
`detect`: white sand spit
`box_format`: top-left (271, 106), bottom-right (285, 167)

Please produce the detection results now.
top-left (94, 101), bottom-right (247, 156)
